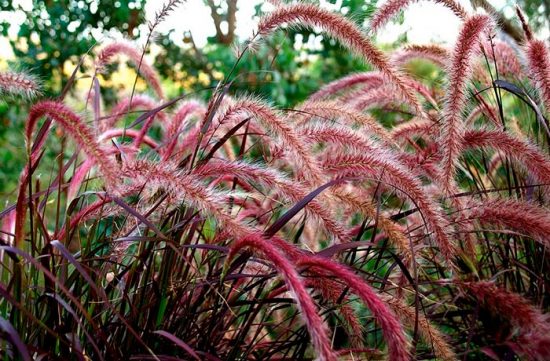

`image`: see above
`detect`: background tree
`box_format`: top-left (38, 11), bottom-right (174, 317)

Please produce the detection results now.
top-left (156, 0), bottom-right (379, 106)
top-left (471, 0), bottom-right (550, 41)
top-left (206, 0), bottom-right (237, 45)
top-left (0, 0), bottom-right (145, 96)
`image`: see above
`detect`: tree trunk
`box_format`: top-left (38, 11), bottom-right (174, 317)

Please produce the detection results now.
top-left (206, 0), bottom-right (238, 45)
top-left (471, 0), bottom-right (525, 43)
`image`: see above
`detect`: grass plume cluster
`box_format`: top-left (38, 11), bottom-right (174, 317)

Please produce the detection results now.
top-left (1, 1), bottom-right (549, 360)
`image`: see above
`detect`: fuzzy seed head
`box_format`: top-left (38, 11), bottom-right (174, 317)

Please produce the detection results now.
top-left (0, 70), bottom-right (41, 99)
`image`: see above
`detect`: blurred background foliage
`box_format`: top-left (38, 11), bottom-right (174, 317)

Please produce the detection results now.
top-left (0, 0), bottom-right (547, 199)
top-left (0, 0), bottom-right (378, 102)
top-left (1, 0), bottom-right (548, 99)
top-left (0, 0), bottom-right (146, 94)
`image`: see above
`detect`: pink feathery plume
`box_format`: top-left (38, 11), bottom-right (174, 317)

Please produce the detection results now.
top-left (123, 160), bottom-right (254, 238)
top-left (163, 100), bottom-right (205, 160)
top-left (464, 281), bottom-right (550, 360)
top-left (470, 59), bottom-right (494, 86)
top-left (463, 129), bottom-right (550, 185)
top-left (293, 101), bottom-right (394, 144)
top-left (134, 109), bottom-right (166, 148)
top-left (96, 42), bottom-right (164, 99)
top-left (307, 72), bottom-right (384, 101)
top-left (516, 5), bottom-right (533, 42)
top-left (20, 102), bottom-right (122, 239)
top-left (296, 123), bottom-right (428, 254)
top-left (329, 118), bottom-right (440, 182)
top-left (208, 174), bottom-right (257, 195)
top-left (398, 148), bottom-right (441, 181)
top-left (463, 198), bottom-right (550, 248)
top-left (405, 78), bottom-right (439, 108)
top-left (67, 160), bottom-right (96, 203)
top-left (524, 38), bottom-right (550, 114)
top-left (383, 295), bottom-right (456, 360)
top-left (1, 209), bottom-right (16, 246)
top-left (266, 282), bottom-right (351, 341)
top-left (391, 118), bottom-right (438, 142)
top-left (391, 44), bottom-right (449, 68)
top-left (254, 3), bottom-right (425, 116)
top-left (66, 143), bottom-right (145, 202)
top-left (209, 97), bottom-right (324, 184)
top-left (482, 40), bottom-right (524, 80)
top-left (227, 233), bottom-right (337, 361)
top-left (0, 70), bottom-right (41, 98)
top-left (474, 94), bottom-right (501, 126)
top-left (263, 277), bottom-right (366, 348)
top-left (194, 159), bottom-right (351, 243)
top-left (298, 123), bottom-right (379, 155)
top-left (517, 7), bottom-right (550, 113)
top-left (180, 119), bottom-right (267, 161)
top-left (349, 86), bottom-right (402, 111)
top-left (15, 100), bottom-right (117, 247)
top-left (184, 97), bottom-right (256, 155)
top-left (349, 77), bottom-right (438, 111)
top-left (303, 278), bottom-right (364, 348)
top-left (328, 188), bottom-right (413, 257)
top-left (104, 95), bottom-right (167, 132)
top-left (322, 150), bottom-right (456, 266)
top-left (54, 197), bottom-right (112, 241)
top-left (297, 255), bottom-right (410, 361)
top-left (486, 150), bottom-right (506, 176)
top-left (369, 0), bottom-right (467, 34)
top-left (464, 103), bottom-right (501, 128)
top-left (105, 95), bottom-right (168, 149)
top-left (26, 101), bottom-right (119, 188)
top-left (439, 14), bottom-right (494, 194)
top-left (177, 125), bottom-right (204, 155)
top-left (98, 129), bottom-right (158, 149)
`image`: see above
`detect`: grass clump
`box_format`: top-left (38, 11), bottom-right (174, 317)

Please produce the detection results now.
top-left (1, 1), bottom-right (549, 360)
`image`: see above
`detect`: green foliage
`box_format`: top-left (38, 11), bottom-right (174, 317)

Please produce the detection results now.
top-left (0, 0), bottom-right (145, 96)
top-left (0, 101), bottom-right (27, 201)
top-left (511, 0), bottom-right (550, 33)
top-left (155, 0), bottom-right (378, 106)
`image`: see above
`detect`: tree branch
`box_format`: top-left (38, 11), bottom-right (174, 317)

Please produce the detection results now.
top-left (471, 0), bottom-right (525, 43)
